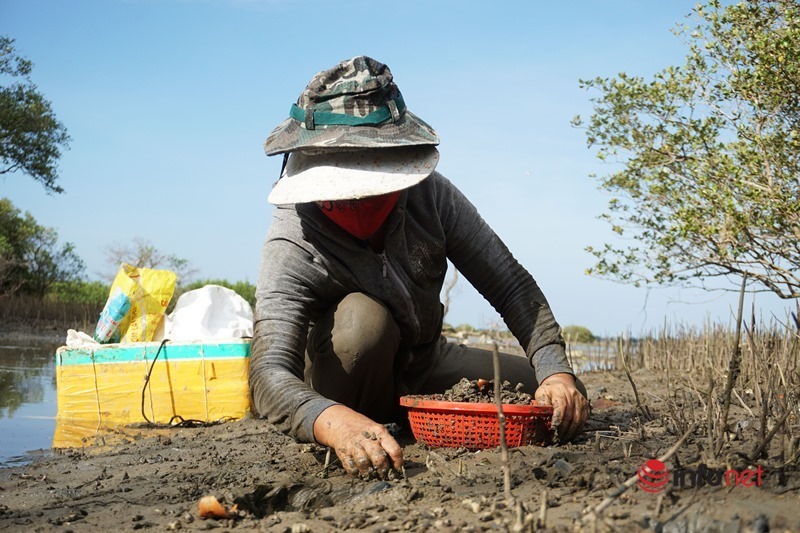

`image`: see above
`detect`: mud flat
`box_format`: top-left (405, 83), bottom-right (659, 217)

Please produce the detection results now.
top-left (1, 369), bottom-right (799, 531)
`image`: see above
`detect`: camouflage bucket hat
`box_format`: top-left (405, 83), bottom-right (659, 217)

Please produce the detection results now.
top-left (263, 56), bottom-right (439, 155)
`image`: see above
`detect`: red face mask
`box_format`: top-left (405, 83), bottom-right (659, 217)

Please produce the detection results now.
top-left (317, 191), bottom-right (401, 240)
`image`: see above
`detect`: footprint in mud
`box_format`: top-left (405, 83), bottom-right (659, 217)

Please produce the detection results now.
top-left (234, 479), bottom-right (392, 518)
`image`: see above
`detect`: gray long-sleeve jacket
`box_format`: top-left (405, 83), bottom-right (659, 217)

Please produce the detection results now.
top-left (250, 171), bottom-right (573, 442)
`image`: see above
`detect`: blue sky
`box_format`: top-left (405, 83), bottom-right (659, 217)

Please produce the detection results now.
top-left (2, 0), bottom-right (795, 335)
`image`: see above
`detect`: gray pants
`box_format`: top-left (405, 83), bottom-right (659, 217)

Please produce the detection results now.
top-left (306, 292), bottom-right (582, 423)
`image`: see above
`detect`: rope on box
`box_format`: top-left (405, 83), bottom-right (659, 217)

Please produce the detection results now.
top-left (139, 339), bottom-right (235, 428)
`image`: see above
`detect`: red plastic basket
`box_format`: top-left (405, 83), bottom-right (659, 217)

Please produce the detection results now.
top-left (399, 396), bottom-right (554, 450)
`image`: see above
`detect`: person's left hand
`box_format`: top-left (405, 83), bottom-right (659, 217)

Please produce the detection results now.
top-left (534, 373), bottom-right (588, 442)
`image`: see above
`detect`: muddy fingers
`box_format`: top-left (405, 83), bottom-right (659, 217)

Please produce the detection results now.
top-left (366, 447), bottom-right (391, 478)
top-left (314, 405), bottom-right (405, 479)
top-left (536, 373), bottom-right (588, 442)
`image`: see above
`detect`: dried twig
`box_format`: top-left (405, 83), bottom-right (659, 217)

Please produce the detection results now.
top-left (732, 388), bottom-right (755, 418)
top-left (618, 336), bottom-right (652, 420)
top-left (756, 383), bottom-right (769, 452)
top-left (537, 488), bottom-right (548, 530)
top-left (706, 376), bottom-right (715, 460)
top-left (317, 448), bottom-right (338, 477)
top-left (716, 274), bottom-right (747, 456)
top-left (687, 374), bottom-right (707, 411)
top-left (749, 398), bottom-right (796, 462)
top-left (492, 342), bottom-right (513, 503)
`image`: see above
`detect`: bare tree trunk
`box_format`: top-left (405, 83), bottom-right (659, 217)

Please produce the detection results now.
top-left (441, 266), bottom-right (459, 320)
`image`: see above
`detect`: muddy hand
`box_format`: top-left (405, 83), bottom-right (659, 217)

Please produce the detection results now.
top-left (534, 373), bottom-right (589, 442)
top-left (313, 404), bottom-right (403, 478)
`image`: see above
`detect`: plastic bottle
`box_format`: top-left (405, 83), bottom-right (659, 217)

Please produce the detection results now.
top-left (94, 288), bottom-right (132, 343)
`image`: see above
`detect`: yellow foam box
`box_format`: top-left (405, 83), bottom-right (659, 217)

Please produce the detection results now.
top-left (54, 339), bottom-right (250, 448)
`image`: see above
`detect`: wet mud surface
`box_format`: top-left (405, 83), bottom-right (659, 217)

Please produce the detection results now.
top-left (2, 369), bottom-right (800, 531)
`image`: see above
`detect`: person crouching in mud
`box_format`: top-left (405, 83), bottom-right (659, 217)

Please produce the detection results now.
top-left (249, 56), bottom-right (589, 479)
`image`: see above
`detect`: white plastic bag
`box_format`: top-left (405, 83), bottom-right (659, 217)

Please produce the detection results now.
top-left (165, 285), bottom-right (253, 341)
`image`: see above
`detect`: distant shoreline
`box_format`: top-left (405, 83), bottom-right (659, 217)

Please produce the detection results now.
top-left (0, 319), bottom-right (73, 345)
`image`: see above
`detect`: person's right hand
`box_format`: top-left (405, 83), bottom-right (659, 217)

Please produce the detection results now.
top-left (313, 404), bottom-right (403, 478)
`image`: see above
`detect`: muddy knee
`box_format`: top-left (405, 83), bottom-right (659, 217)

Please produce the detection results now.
top-left (330, 293), bottom-right (399, 373)
top-left (310, 292), bottom-right (400, 376)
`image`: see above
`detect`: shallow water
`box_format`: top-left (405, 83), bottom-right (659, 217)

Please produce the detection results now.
top-left (0, 340), bottom-right (60, 467)
top-left (568, 342), bottom-right (615, 373)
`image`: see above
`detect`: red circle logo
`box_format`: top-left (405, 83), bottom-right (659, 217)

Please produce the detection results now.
top-left (638, 459), bottom-right (670, 493)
